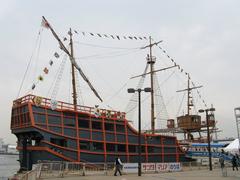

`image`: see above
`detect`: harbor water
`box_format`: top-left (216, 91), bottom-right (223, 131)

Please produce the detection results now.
top-left (0, 154), bottom-right (19, 179)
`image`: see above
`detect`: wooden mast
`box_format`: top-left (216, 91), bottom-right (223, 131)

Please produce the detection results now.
top-left (41, 16), bottom-right (103, 103)
top-left (140, 37), bottom-right (163, 134)
top-left (69, 28), bottom-right (78, 110)
top-left (187, 73), bottom-right (190, 115)
top-left (149, 36), bottom-right (155, 134)
top-left (176, 74), bottom-right (203, 115)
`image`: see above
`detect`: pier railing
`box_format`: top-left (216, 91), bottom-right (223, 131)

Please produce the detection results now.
top-left (11, 160), bottom-right (232, 180)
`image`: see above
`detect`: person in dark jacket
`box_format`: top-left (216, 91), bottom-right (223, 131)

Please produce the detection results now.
top-left (232, 155), bottom-right (238, 171)
top-left (114, 156), bottom-right (123, 176)
top-left (219, 156), bottom-right (225, 169)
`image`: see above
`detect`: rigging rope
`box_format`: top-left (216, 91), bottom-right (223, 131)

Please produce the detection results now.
top-left (154, 73), bottom-right (169, 129)
top-left (176, 92), bottom-right (186, 117)
top-left (50, 54), bottom-right (68, 100)
top-left (75, 49), bottom-right (142, 61)
top-left (16, 27), bottom-right (43, 98)
top-left (103, 81), bottom-right (129, 105)
top-left (74, 41), bottom-right (140, 50)
top-left (154, 41), bottom-right (208, 108)
top-left (75, 68), bottom-right (85, 106)
top-left (32, 29), bottom-right (43, 83)
top-left (125, 63), bottom-right (149, 121)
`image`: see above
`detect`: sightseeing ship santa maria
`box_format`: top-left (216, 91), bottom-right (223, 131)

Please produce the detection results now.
top-left (11, 17), bottom-right (214, 171)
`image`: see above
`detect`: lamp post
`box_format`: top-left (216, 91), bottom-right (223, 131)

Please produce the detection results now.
top-left (198, 107), bottom-right (215, 171)
top-left (127, 87), bottom-right (151, 176)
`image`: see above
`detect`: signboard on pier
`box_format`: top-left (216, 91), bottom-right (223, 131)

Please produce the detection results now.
top-left (122, 162), bottom-right (181, 173)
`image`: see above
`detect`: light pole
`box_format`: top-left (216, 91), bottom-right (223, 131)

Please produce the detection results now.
top-left (199, 107), bottom-right (215, 171)
top-left (127, 87), bottom-right (151, 176)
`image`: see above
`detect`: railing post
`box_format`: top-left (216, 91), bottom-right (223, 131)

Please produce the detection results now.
top-left (104, 163), bottom-right (107, 175)
top-left (50, 163), bottom-right (53, 173)
top-left (82, 163), bottom-right (86, 176)
top-left (59, 162), bottom-right (64, 178)
top-left (36, 163), bottom-right (42, 179)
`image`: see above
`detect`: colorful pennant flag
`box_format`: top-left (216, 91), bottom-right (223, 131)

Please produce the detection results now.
top-left (43, 67), bottom-right (49, 74)
top-left (49, 60), bottom-right (53, 66)
top-left (31, 84), bottom-right (36, 90)
top-left (54, 52), bottom-right (60, 58)
top-left (38, 75), bottom-right (43, 81)
top-left (41, 18), bottom-right (49, 29)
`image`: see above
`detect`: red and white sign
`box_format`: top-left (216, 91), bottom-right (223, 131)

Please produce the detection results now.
top-left (142, 163), bottom-right (156, 172)
top-left (156, 162), bottom-right (181, 172)
top-left (122, 162), bottom-right (181, 174)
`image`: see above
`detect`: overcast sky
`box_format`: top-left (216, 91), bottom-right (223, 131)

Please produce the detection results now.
top-left (0, 0), bottom-right (240, 144)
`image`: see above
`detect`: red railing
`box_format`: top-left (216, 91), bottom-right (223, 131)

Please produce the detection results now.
top-left (13, 94), bottom-right (126, 119)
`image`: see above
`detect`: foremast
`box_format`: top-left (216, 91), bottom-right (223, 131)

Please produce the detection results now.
top-left (69, 28), bottom-right (78, 110)
top-left (41, 16), bottom-right (103, 108)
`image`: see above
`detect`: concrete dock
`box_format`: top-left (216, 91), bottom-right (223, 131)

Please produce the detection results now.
top-left (46, 168), bottom-right (240, 180)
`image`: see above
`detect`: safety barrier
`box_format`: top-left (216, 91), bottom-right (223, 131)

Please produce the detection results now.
top-left (10, 160), bottom-right (230, 180)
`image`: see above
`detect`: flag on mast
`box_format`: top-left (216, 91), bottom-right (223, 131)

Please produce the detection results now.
top-left (41, 18), bottom-right (50, 28)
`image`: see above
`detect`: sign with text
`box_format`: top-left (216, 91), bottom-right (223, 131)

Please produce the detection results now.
top-left (142, 163), bottom-right (156, 172)
top-left (156, 162), bottom-right (181, 172)
top-left (122, 162), bottom-right (181, 174)
top-left (122, 163), bottom-right (138, 173)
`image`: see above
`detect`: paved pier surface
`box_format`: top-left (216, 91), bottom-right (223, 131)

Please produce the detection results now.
top-left (47, 168), bottom-right (240, 180)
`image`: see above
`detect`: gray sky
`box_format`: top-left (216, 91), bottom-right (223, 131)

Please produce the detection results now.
top-left (0, 0), bottom-right (240, 144)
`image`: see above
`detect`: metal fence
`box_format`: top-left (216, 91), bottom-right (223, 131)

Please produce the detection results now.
top-left (10, 160), bottom-right (229, 180)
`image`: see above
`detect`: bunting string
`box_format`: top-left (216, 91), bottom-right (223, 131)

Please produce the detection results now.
top-left (30, 51), bottom-right (62, 92)
top-left (72, 29), bottom-right (148, 41)
top-left (155, 42), bottom-right (208, 108)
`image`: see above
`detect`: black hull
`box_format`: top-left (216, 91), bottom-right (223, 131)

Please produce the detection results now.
top-left (11, 95), bottom-right (187, 170)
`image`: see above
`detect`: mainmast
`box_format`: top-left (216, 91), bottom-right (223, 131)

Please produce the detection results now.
top-left (148, 37), bottom-right (156, 134)
top-left (139, 37), bottom-right (167, 134)
top-left (69, 28), bottom-right (78, 109)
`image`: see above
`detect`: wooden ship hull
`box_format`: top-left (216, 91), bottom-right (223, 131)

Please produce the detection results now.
top-left (11, 95), bottom-right (187, 170)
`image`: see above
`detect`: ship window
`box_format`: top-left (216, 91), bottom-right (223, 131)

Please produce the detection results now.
top-left (34, 113), bottom-right (46, 124)
top-left (79, 140), bottom-right (90, 150)
top-left (48, 115), bottom-right (61, 125)
top-left (128, 145), bottom-right (136, 153)
top-left (92, 121), bottom-right (102, 130)
top-left (78, 120), bottom-right (89, 128)
top-left (92, 142), bottom-right (103, 151)
top-left (106, 143), bottom-right (115, 152)
top-left (63, 111), bottom-right (75, 117)
top-left (105, 123), bottom-right (114, 131)
top-left (63, 117), bottom-right (75, 127)
top-left (116, 124), bottom-right (125, 132)
top-left (50, 138), bottom-right (67, 147)
top-left (148, 146), bottom-right (154, 153)
top-left (78, 113), bottom-right (89, 119)
top-left (117, 144), bottom-right (126, 152)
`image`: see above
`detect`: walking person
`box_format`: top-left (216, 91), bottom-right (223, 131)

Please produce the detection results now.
top-left (231, 155), bottom-right (238, 171)
top-left (219, 156), bottom-right (225, 170)
top-left (219, 155), bottom-right (227, 176)
top-left (235, 154), bottom-right (240, 167)
top-left (114, 156), bottom-right (123, 176)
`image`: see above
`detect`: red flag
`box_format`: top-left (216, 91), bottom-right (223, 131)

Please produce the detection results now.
top-left (43, 67), bottom-right (49, 74)
top-left (41, 18), bottom-right (49, 28)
